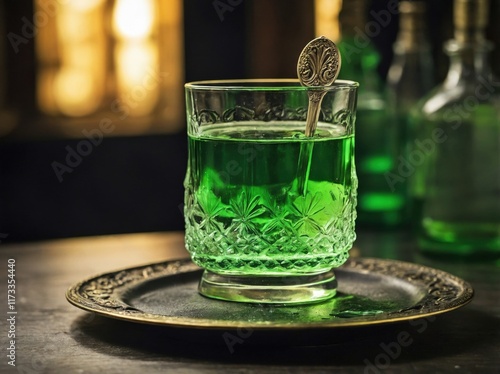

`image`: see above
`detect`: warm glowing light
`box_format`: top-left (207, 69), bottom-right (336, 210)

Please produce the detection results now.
top-left (40, 0), bottom-right (106, 117)
top-left (61, 43), bottom-right (101, 70)
top-left (115, 42), bottom-right (159, 117)
top-left (67, 0), bottom-right (105, 12)
top-left (113, 0), bottom-right (159, 117)
top-left (37, 69), bottom-right (57, 115)
top-left (35, 0), bottom-right (184, 133)
top-left (57, 6), bottom-right (99, 42)
top-left (315, 0), bottom-right (341, 42)
top-left (54, 68), bottom-right (100, 116)
top-left (113, 0), bottom-right (156, 39)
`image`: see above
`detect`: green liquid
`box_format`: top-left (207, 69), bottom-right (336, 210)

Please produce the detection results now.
top-left (412, 112), bottom-right (500, 256)
top-left (184, 122), bottom-right (357, 275)
top-left (355, 105), bottom-right (405, 227)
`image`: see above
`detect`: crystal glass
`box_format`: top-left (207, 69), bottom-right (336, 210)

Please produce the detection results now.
top-left (184, 79), bottom-right (358, 304)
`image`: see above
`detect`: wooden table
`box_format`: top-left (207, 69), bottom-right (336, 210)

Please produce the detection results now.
top-left (0, 231), bottom-right (499, 373)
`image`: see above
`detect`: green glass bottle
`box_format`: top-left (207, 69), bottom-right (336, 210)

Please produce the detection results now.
top-left (410, 0), bottom-right (500, 257)
top-left (387, 1), bottom-right (434, 224)
top-left (337, 0), bottom-right (403, 227)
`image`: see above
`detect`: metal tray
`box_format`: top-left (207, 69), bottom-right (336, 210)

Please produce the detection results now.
top-left (66, 257), bottom-right (473, 335)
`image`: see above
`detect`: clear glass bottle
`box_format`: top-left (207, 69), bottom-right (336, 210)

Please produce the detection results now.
top-left (387, 1), bottom-right (435, 224)
top-left (410, 0), bottom-right (500, 256)
top-left (337, 0), bottom-right (403, 227)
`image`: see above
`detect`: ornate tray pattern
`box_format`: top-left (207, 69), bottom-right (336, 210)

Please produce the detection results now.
top-left (66, 258), bottom-right (473, 330)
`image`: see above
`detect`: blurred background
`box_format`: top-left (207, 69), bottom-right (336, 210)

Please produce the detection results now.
top-left (0, 0), bottom-right (499, 242)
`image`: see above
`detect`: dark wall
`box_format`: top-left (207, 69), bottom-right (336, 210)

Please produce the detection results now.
top-left (1, 0), bottom-right (499, 242)
top-left (0, 134), bottom-right (187, 242)
top-left (184, 0), bottom-right (247, 81)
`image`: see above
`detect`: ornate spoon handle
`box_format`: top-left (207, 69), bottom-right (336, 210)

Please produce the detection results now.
top-left (296, 37), bottom-right (341, 195)
top-left (297, 36), bottom-right (341, 137)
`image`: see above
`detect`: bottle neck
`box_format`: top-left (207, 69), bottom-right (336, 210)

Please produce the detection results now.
top-left (338, 0), bottom-right (384, 95)
top-left (393, 35), bottom-right (431, 56)
top-left (453, 0), bottom-right (488, 44)
top-left (396, 3), bottom-right (427, 53)
top-left (443, 40), bottom-right (493, 86)
top-left (339, 0), bottom-right (366, 39)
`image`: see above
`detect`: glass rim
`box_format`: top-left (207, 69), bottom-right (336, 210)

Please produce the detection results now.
top-left (185, 79), bottom-right (359, 91)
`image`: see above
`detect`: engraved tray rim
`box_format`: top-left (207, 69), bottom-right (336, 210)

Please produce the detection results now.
top-left (66, 257), bottom-right (474, 330)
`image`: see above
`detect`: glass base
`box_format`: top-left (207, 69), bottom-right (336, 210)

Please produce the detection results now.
top-left (198, 270), bottom-right (337, 305)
